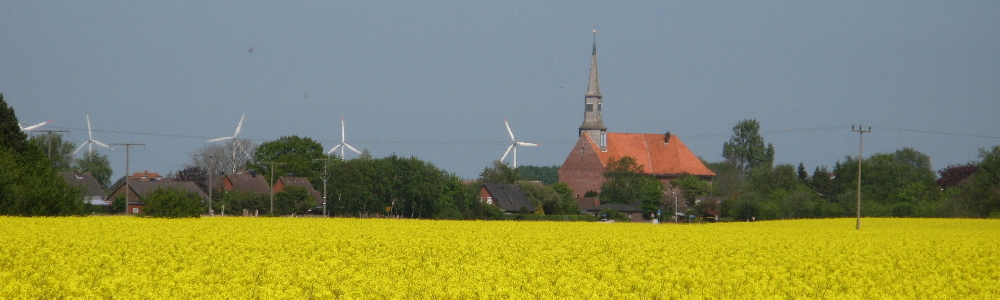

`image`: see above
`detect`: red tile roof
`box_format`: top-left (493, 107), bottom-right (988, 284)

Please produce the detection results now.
top-left (588, 132), bottom-right (715, 177)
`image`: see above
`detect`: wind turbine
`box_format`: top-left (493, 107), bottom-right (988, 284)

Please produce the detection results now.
top-left (208, 113), bottom-right (251, 172)
top-left (327, 118), bottom-right (361, 158)
top-left (73, 115), bottom-right (113, 155)
top-left (19, 120), bottom-right (51, 132)
top-left (500, 119), bottom-right (538, 168)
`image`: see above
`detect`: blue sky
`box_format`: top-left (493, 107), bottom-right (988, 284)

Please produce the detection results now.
top-left (3, 1), bottom-right (998, 179)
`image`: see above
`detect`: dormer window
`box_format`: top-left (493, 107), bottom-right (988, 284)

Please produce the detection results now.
top-left (600, 132), bottom-right (607, 148)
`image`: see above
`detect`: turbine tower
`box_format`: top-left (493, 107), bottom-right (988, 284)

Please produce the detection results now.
top-left (208, 113), bottom-right (251, 173)
top-left (327, 118), bottom-right (361, 158)
top-left (500, 119), bottom-right (538, 168)
top-left (73, 115), bottom-right (113, 155)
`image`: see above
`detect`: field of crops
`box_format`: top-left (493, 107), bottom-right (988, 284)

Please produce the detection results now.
top-left (1, 217), bottom-right (997, 298)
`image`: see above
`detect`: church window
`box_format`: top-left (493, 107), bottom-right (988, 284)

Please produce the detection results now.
top-left (597, 103), bottom-right (602, 111)
top-left (586, 104), bottom-right (594, 112)
top-left (600, 132), bottom-right (607, 147)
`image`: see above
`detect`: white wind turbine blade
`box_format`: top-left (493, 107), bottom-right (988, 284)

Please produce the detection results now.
top-left (504, 119), bottom-right (515, 142)
top-left (328, 144), bottom-right (342, 154)
top-left (516, 142), bottom-right (539, 147)
top-left (21, 120), bottom-right (50, 131)
top-left (73, 142), bottom-right (90, 155)
top-left (233, 113), bottom-right (245, 138)
top-left (91, 140), bottom-right (112, 150)
top-left (207, 136), bottom-right (233, 142)
top-left (86, 115), bottom-right (94, 152)
top-left (344, 144), bottom-right (362, 155)
top-left (501, 144), bottom-right (514, 162)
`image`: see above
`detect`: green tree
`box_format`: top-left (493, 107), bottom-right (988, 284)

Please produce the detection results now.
top-left (28, 133), bottom-right (76, 170)
top-left (479, 160), bottom-right (520, 184)
top-left (75, 151), bottom-right (113, 188)
top-left (551, 182), bottom-right (581, 214)
top-left (0, 96), bottom-right (86, 216)
top-left (516, 165), bottom-right (559, 185)
top-left (949, 146), bottom-right (1000, 217)
top-left (722, 119), bottom-right (774, 172)
top-left (274, 185), bottom-right (314, 215)
top-left (0, 94), bottom-right (29, 153)
top-left (216, 190), bottom-right (269, 216)
top-left (599, 156), bottom-right (664, 219)
top-left (833, 148), bottom-right (938, 217)
top-left (249, 135), bottom-right (326, 189)
top-left (142, 188), bottom-right (205, 218)
top-left (672, 174), bottom-right (710, 207)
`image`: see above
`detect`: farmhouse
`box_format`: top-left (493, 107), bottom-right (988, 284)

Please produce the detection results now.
top-left (58, 172), bottom-right (107, 205)
top-left (107, 172), bottom-right (207, 214)
top-left (478, 183), bottom-right (535, 214)
top-left (558, 33), bottom-right (715, 203)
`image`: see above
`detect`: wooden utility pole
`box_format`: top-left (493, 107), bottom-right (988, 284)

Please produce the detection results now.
top-left (313, 158), bottom-right (333, 217)
top-left (111, 143), bottom-right (145, 215)
top-left (263, 162), bottom-right (287, 216)
top-left (33, 130), bottom-right (68, 161)
top-left (197, 154), bottom-right (218, 216)
top-left (851, 126), bottom-right (871, 230)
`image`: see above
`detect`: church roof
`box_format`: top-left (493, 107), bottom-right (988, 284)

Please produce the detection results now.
top-left (584, 132), bottom-right (715, 177)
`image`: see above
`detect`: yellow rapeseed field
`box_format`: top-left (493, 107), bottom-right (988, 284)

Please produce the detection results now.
top-left (0, 217), bottom-right (997, 298)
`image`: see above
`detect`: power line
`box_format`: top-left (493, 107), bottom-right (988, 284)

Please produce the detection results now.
top-left (872, 126), bottom-right (1000, 139)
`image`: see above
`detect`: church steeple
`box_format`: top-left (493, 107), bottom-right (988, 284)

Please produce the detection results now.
top-left (579, 30), bottom-right (607, 151)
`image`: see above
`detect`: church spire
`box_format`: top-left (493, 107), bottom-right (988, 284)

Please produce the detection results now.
top-left (579, 29), bottom-right (607, 150)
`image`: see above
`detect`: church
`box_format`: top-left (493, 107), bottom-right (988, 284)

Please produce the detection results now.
top-left (558, 32), bottom-right (715, 207)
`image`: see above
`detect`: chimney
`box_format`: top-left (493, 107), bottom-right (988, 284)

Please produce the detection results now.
top-left (664, 131), bottom-right (671, 144)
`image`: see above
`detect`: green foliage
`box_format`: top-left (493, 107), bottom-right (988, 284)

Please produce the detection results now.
top-left (0, 98), bottom-right (87, 216)
top-left (551, 182), bottom-right (581, 215)
top-left (833, 148), bottom-right (938, 212)
top-left (111, 195), bottom-right (126, 214)
top-left (518, 182), bottom-right (578, 215)
top-left (597, 208), bottom-right (630, 222)
top-left (672, 174), bottom-right (710, 207)
top-left (248, 135), bottom-right (327, 188)
top-left (946, 146), bottom-right (1000, 217)
top-left (273, 186), bottom-right (314, 215)
top-left (75, 151), bottom-right (113, 188)
top-left (479, 160), bottom-right (520, 184)
top-left (0, 94), bottom-right (30, 153)
top-left (28, 133), bottom-right (76, 170)
top-left (516, 165), bottom-right (559, 185)
top-left (722, 119), bottom-right (774, 172)
top-left (599, 156), bottom-right (664, 217)
top-left (216, 190), bottom-right (269, 216)
top-left (142, 188), bottom-right (204, 218)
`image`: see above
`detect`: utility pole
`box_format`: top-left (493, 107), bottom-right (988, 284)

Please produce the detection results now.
top-left (313, 158), bottom-right (333, 217)
top-left (851, 126), bottom-right (871, 230)
top-left (197, 154), bottom-right (218, 216)
top-left (111, 143), bottom-right (145, 215)
top-left (263, 162), bottom-right (287, 216)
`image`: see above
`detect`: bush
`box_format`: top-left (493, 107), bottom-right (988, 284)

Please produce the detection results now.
top-left (142, 188), bottom-right (204, 218)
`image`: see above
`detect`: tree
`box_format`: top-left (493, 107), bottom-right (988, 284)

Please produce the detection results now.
top-left (516, 165), bottom-right (559, 185)
top-left (599, 156), bottom-right (664, 218)
top-left (479, 160), bottom-right (520, 184)
top-left (672, 174), bottom-right (710, 207)
top-left (176, 165), bottom-right (209, 194)
top-left (75, 151), bottom-right (113, 188)
top-left (949, 146), bottom-right (1000, 217)
top-left (833, 148), bottom-right (938, 217)
top-left (28, 133), bottom-right (76, 170)
top-left (248, 135), bottom-right (326, 189)
top-left (551, 182), bottom-right (581, 214)
top-left (192, 140), bottom-right (257, 175)
top-left (937, 163), bottom-right (978, 189)
top-left (273, 186), bottom-right (314, 215)
top-left (722, 119), bottom-right (774, 172)
top-left (0, 96), bottom-right (86, 216)
top-left (142, 188), bottom-right (205, 218)
top-left (0, 94), bottom-right (29, 153)
top-left (797, 163), bottom-right (809, 182)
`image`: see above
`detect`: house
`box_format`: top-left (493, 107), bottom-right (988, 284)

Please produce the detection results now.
top-left (558, 33), bottom-right (715, 202)
top-left (217, 172), bottom-right (271, 195)
top-left (478, 183), bottom-right (536, 214)
top-left (107, 176), bottom-right (207, 214)
top-left (273, 176), bottom-right (324, 207)
top-left (58, 172), bottom-right (107, 205)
